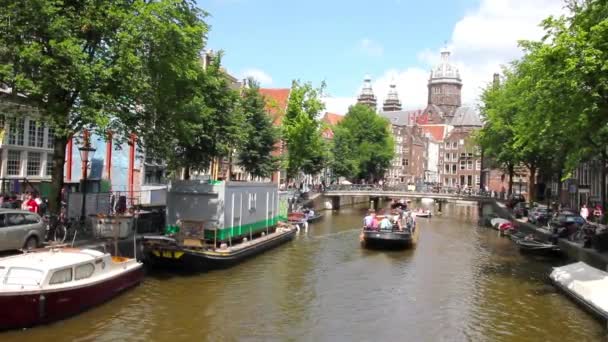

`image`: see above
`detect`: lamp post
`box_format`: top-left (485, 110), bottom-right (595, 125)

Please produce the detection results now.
top-left (79, 144), bottom-right (96, 223)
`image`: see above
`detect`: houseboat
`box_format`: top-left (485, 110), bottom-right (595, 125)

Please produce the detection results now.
top-left (143, 180), bottom-right (296, 271)
top-left (0, 248), bottom-right (143, 330)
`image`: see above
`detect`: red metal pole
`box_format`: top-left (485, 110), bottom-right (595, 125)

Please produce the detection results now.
top-left (105, 131), bottom-right (113, 187)
top-left (66, 136), bottom-right (73, 182)
top-left (128, 134), bottom-right (136, 206)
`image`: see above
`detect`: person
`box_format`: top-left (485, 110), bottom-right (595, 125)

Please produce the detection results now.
top-left (580, 204), bottom-right (589, 221)
top-left (405, 211), bottom-right (415, 231)
top-left (379, 212), bottom-right (392, 231)
top-left (593, 204), bottom-right (603, 223)
top-left (25, 193), bottom-right (39, 214)
top-left (393, 210), bottom-right (403, 231)
top-left (363, 209), bottom-right (375, 229)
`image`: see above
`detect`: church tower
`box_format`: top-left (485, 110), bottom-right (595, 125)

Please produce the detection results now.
top-left (382, 80), bottom-right (402, 112)
top-left (357, 75), bottom-right (377, 111)
top-left (427, 48), bottom-right (462, 117)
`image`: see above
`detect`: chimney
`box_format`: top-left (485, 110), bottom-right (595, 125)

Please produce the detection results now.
top-left (492, 73), bottom-right (500, 88)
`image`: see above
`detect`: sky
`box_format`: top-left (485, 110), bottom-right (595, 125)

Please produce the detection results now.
top-left (200, 0), bottom-right (566, 114)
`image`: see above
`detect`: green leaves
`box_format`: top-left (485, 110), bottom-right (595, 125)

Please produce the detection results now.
top-left (283, 80), bottom-right (328, 179)
top-left (331, 104), bottom-right (394, 182)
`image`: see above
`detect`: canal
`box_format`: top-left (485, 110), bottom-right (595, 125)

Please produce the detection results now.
top-left (2, 202), bottom-right (606, 341)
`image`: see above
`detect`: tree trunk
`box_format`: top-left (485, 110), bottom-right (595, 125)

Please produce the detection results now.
top-left (50, 135), bottom-right (69, 215)
top-left (183, 166), bottom-right (190, 180)
top-left (507, 163), bottom-right (514, 196)
top-left (556, 168), bottom-right (563, 209)
top-left (528, 165), bottom-right (536, 203)
top-left (228, 151), bottom-right (233, 181)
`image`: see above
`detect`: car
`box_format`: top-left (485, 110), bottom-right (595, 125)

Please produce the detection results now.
top-left (0, 209), bottom-right (45, 251)
top-left (507, 194), bottom-right (526, 209)
top-left (528, 206), bottom-right (552, 226)
top-left (513, 202), bottom-right (530, 218)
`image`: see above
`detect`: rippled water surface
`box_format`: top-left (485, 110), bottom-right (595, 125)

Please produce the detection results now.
top-left (2, 202), bottom-right (606, 341)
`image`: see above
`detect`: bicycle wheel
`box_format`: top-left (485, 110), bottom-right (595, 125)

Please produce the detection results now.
top-left (54, 223), bottom-right (67, 243)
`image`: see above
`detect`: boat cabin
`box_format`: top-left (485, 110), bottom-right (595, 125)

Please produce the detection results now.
top-left (0, 249), bottom-right (137, 292)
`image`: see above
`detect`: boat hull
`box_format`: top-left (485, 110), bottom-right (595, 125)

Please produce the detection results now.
top-left (361, 230), bottom-right (417, 250)
top-left (145, 228), bottom-right (297, 272)
top-left (0, 265), bottom-right (144, 331)
top-left (515, 239), bottom-right (561, 256)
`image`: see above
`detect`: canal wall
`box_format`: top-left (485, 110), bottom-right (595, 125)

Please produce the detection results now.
top-left (481, 199), bottom-right (608, 270)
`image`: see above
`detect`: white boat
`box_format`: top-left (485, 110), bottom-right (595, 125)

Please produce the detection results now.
top-left (412, 210), bottom-right (432, 218)
top-left (550, 262), bottom-right (608, 321)
top-left (0, 248), bottom-right (144, 330)
top-left (421, 198), bottom-right (435, 204)
top-left (490, 218), bottom-right (510, 230)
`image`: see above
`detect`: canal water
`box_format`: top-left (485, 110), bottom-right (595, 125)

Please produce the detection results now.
top-left (2, 202), bottom-right (606, 341)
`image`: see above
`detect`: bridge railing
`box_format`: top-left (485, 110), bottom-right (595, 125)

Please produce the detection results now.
top-left (324, 184), bottom-right (496, 198)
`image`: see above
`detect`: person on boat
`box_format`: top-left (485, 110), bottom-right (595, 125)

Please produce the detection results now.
top-left (404, 212), bottom-right (415, 231)
top-left (379, 210), bottom-right (392, 231)
top-left (394, 210), bottom-right (404, 231)
top-left (363, 209), bottom-right (375, 230)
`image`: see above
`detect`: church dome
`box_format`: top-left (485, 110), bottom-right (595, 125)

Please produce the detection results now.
top-left (429, 48), bottom-right (461, 84)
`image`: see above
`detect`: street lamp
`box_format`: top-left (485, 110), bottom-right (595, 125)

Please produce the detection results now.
top-left (79, 144), bottom-right (96, 223)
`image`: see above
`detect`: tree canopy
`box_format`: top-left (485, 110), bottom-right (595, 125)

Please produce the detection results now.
top-left (331, 104), bottom-right (394, 182)
top-left (478, 0), bottom-right (608, 205)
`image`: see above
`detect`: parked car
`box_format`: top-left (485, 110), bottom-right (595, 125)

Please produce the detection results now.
top-left (528, 206), bottom-right (552, 226)
top-left (0, 209), bottom-right (45, 251)
top-left (513, 202), bottom-right (530, 218)
top-left (507, 194), bottom-right (526, 208)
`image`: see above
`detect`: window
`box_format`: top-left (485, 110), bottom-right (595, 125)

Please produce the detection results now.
top-left (8, 118), bottom-right (25, 146)
top-left (475, 175), bottom-right (480, 185)
top-left (452, 165), bottom-right (457, 174)
top-left (75, 264), bottom-right (95, 280)
top-left (459, 139), bottom-right (464, 145)
top-left (0, 214), bottom-right (4, 227)
top-left (452, 154), bottom-right (458, 162)
top-left (28, 120), bottom-right (44, 147)
top-left (452, 141), bottom-right (457, 149)
top-left (6, 213), bottom-right (25, 226)
top-left (27, 152), bottom-right (41, 176)
top-left (49, 268), bottom-right (73, 285)
top-left (467, 160), bottom-right (473, 170)
top-left (4, 267), bottom-right (43, 286)
top-left (47, 126), bottom-right (55, 149)
top-left (249, 193), bottom-right (257, 211)
top-left (24, 214), bottom-right (40, 224)
top-left (402, 159), bottom-right (408, 166)
top-left (460, 160), bottom-right (466, 170)
top-left (433, 87), bottom-right (441, 94)
top-left (476, 160), bottom-right (481, 170)
top-left (46, 154), bottom-right (54, 176)
top-left (7, 150), bottom-right (21, 176)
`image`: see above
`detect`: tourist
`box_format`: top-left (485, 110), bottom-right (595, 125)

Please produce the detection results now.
top-left (593, 204), bottom-right (603, 223)
top-left (580, 204), bottom-right (589, 221)
top-left (405, 211), bottom-right (415, 231)
top-left (379, 212), bottom-right (392, 231)
top-left (363, 209), bottom-right (375, 229)
top-left (25, 193), bottom-right (39, 214)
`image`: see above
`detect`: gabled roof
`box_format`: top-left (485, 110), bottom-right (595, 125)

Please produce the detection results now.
top-left (259, 88), bottom-right (291, 125)
top-left (379, 109), bottom-right (425, 126)
top-left (419, 125), bottom-right (449, 142)
top-left (322, 112), bottom-right (344, 126)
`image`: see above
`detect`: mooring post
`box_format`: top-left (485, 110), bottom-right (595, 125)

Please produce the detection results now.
top-left (438, 200), bottom-right (442, 213)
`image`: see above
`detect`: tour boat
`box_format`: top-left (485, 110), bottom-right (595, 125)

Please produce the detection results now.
top-left (412, 209), bottom-right (432, 218)
top-left (360, 219), bottom-right (419, 250)
top-left (550, 262), bottom-right (608, 322)
top-left (0, 248), bottom-right (144, 330)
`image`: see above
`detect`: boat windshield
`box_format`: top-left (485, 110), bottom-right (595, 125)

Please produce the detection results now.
top-left (3, 267), bottom-right (44, 286)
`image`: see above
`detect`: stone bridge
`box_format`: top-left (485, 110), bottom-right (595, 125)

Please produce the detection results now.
top-left (321, 186), bottom-right (492, 209)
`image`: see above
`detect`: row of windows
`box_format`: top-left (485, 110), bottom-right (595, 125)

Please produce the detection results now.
top-left (1, 115), bottom-right (55, 149)
top-left (442, 175), bottom-right (481, 186)
top-left (49, 263), bottom-right (96, 285)
top-left (0, 213), bottom-right (40, 227)
top-left (6, 150), bottom-right (53, 177)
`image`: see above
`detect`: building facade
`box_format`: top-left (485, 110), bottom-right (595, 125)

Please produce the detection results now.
top-left (438, 128), bottom-right (482, 189)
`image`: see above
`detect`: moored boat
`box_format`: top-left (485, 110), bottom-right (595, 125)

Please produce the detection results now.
top-left (0, 248), bottom-right (144, 330)
top-left (550, 262), bottom-right (608, 322)
top-left (514, 236), bottom-right (561, 256)
top-left (412, 209), bottom-right (432, 218)
top-left (143, 225), bottom-right (297, 271)
top-left (306, 213), bottom-right (323, 223)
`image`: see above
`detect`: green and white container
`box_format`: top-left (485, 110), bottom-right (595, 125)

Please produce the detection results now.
top-left (166, 180), bottom-right (288, 242)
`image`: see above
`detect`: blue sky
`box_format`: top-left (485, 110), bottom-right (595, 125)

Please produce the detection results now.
top-left (199, 0), bottom-right (565, 113)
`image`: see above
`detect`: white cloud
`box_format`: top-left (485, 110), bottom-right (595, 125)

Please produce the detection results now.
top-left (337, 0), bottom-right (566, 110)
top-left (358, 38), bottom-right (384, 57)
top-left (241, 68), bottom-right (273, 86)
top-left (322, 96), bottom-right (356, 115)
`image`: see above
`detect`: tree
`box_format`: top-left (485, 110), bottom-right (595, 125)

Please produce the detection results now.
top-left (237, 79), bottom-right (280, 179)
top-left (283, 80), bottom-right (327, 180)
top-left (0, 0), bottom-right (208, 213)
top-left (331, 104), bottom-right (394, 182)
